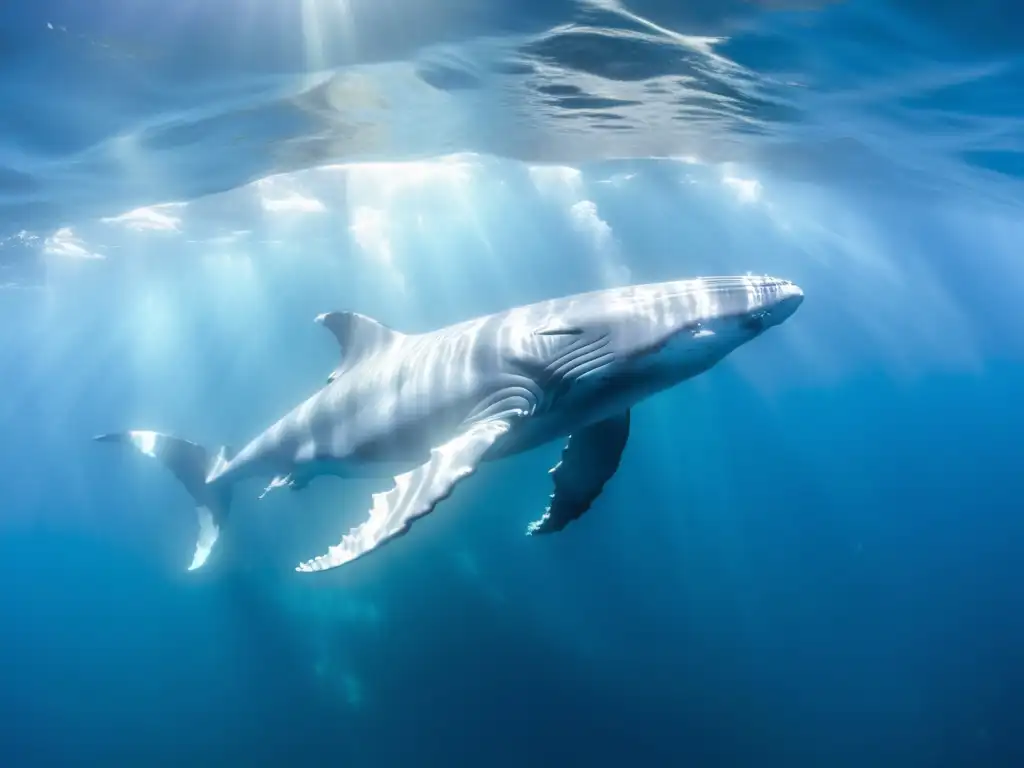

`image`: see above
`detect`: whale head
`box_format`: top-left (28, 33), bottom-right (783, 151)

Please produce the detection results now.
top-left (639, 275), bottom-right (802, 384)
top-left (536, 275), bottom-right (804, 407)
top-left (616, 274), bottom-right (804, 377)
top-left (681, 274), bottom-right (805, 338)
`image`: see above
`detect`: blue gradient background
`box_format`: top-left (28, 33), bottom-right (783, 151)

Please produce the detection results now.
top-left (3, 1), bottom-right (1024, 766)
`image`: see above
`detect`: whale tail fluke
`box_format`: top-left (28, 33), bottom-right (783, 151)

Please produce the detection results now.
top-left (94, 430), bottom-right (233, 571)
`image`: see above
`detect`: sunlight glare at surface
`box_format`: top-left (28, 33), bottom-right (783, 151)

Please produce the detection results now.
top-left (338, 154), bottom-right (482, 289)
top-left (528, 164), bottom-right (630, 286)
top-left (257, 177), bottom-right (328, 214)
top-left (43, 228), bottom-right (104, 260)
top-left (101, 205), bottom-right (185, 233)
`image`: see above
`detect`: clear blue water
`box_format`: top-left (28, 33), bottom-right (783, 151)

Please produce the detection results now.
top-left (2, 1), bottom-right (1024, 765)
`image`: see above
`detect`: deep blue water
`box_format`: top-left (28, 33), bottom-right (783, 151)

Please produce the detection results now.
top-left (3, 1), bottom-right (1024, 766)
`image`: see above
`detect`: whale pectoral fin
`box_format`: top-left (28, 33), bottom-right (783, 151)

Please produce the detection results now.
top-left (295, 417), bottom-right (515, 573)
top-left (526, 410), bottom-right (631, 535)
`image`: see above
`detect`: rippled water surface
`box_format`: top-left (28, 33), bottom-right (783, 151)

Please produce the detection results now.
top-left (2, 0), bottom-right (1023, 237)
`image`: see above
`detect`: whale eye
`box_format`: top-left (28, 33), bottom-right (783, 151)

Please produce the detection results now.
top-left (742, 311), bottom-right (770, 333)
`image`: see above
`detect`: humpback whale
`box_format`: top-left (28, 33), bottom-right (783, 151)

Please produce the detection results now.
top-left (96, 275), bottom-right (803, 573)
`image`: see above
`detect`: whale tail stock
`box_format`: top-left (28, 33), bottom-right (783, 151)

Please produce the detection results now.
top-left (93, 430), bottom-right (233, 571)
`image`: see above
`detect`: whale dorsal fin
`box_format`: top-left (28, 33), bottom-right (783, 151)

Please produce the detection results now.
top-left (316, 311), bottom-right (403, 382)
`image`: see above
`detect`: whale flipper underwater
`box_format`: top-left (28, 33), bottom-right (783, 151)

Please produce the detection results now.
top-left (526, 410), bottom-right (631, 536)
top-left (95, 275), bottom-right (804, 573)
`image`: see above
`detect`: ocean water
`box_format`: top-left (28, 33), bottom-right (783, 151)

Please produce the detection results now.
top-left (2, 1), bottom-right (1024, 766)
